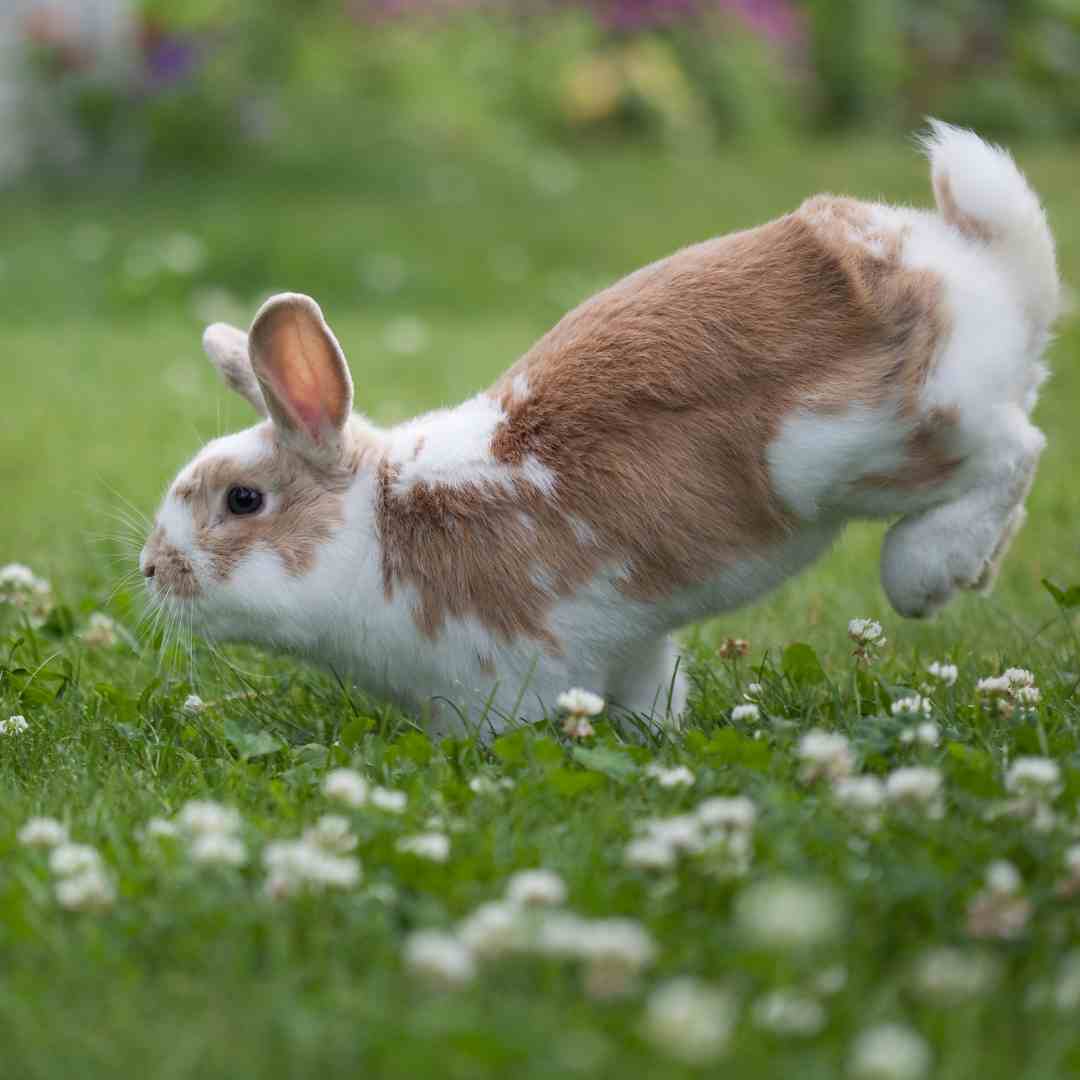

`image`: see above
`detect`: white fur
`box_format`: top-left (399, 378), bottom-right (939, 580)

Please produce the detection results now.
top-left (921, 119), bottom-right (1059, 342)
top-left (144, 125), bottom-right (1058, 735)
top-left (387, 393), bottom-right (556, 497)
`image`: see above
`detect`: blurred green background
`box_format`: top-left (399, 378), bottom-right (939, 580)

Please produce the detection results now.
top-left (1, 0), bottom-right (1078, 659)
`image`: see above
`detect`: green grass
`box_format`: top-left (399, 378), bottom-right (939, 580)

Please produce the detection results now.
top-left (2, 135), bottom-right (1080, 1078)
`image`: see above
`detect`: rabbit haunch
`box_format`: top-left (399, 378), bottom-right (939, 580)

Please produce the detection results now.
top-left (378, 203), bottom-right (952, 651)
top-left (143, 123), bottom-right (1058, 729)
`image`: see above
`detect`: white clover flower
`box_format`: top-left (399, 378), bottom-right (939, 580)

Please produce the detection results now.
top-left (642, 978), bottom-right (736, 1064)
top-left (80, 612), bottom-right (118, 648)
top-left (50, 843), bottom-right (103, 877)
top-left (752, 990), bottom-right (827, 1037)
top-left (815, 966), bottom-right (848, 995)
top-left (469, 776), bottom-right (514, 795)
top-left (533, 911), bottom-right (595, 957)
top-left (1053, 950), bottom-right (1080, 1010)
top-left (644, 763), bottom-right (696, 788)
top-left (914, 721), bottom-right (939, 747)
top-left (624, 835), bottom-right (678, 870)
top-left (366, 882), bottom-right (398, 905)
top-left (734, 877), bottom-right (843, 949)
top-left (976, 675), bottom-right (1012, 697)
top-left (370, 786), bottom-right (407, 813)
top-left (832, 776), bottom-right (886, 830)
top-left (579, 918), bottom-right (656, 998)
top-left (182, 694), bottom-right (205, 714)
top-left (899, 721), bottom-right (939, 748)
top-left (189, 832), bottom-right (247, 867)
top-left (263, 839), bottom-right (361, 898)
top-left (423, 813), bottom-right (466, 834)
top-left (0, 563), bottom-right (53, 623)
top-left (967, 888), bottom-right (1031, 940)
top-left (506, 869), bottom-right (567, 908)
top-left (396, 832), bottom-right (450, 863)
top-left (848, 618), bottom-right (886, 651)
top-left (967, 860), bottom-right (1031, 939)
top-left (702, 828), bottom-right (753, 879)
top-left (986, 860), bottom-right (1022, 895)
top-left (557, 687), bottom-right (604, 737)
top-left (1005, 757), bottom-right (1061, 800)
top-left (910, 947), bottom-right (1000, 1003)
top-left (1065, 845), bottom-right (1080, 878)
top-left (926, 661), bottom-right (958, 686)
top-left (1015, 685), bottom-right (1041, 708)
top-left (696, 796), bottom-right (756, 832)
top-left (746, 682), bottom-right (764, 698)
top-left (732, 703), bottom-right (761, 723)
top-left (891, 695), bottom-right (931, 718)
top-left (687, 797), bottom-right (756, 877)
top-left (17, 816), bottom-right (68, 848)
top-left (557, 688), bottom-right (605, 717)
top-left (1, 714), bottom-right (29, 736)
top-left (885, 767), bottom-right (944, 817)
top-left (323, 768), bottom-right (369, 808)
top-left (302, 814), bottom-right (357, 854)
top-left (177, 799), bottom-right (242, 836)
top-left (0, 563), bottom-right (42, 590)
top-left (403, 930), bottom-right (476, 989)
top-left (797, 730), bottom-right (855, 783)
top-left (849, 1023), bottom-right (931, 1080)
top-left (55, 868), bottom-right (115, 913)
top-left (144, 817), bottom-right (179, 840)
top-left (562, 715), bottom-right (595, 738)
top-left (458, 901), bottom-right (527, 957)
top-left (638, 814), bottom-right (705, 855)
top-left (1003, 668), bottom-right (1036, 689)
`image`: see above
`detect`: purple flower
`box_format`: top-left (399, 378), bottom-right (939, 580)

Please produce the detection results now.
top-left (717, 0), bottom-right (802, 44)
top-left (144, 35), bottom-right (200, 90)
top-left (602, 0), bottom-right (700, 31)
top-left (591, 0), bottom-right (802, 42)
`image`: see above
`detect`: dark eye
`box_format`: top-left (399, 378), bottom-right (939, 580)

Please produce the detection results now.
top-left (227, 486), bottom-right (264, 516)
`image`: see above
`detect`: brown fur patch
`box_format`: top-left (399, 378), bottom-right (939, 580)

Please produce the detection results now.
top-left (182, 429), bottom-right (368, 581)
top-left (377, 200), bottom-right (953, 646)
top-left (377, 465), bottom-right (577, 651)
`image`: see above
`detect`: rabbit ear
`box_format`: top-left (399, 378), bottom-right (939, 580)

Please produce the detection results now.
top-left (202, 323), bottom-right (269, 417)
top-left (248, 293), bottom-right (354, 460)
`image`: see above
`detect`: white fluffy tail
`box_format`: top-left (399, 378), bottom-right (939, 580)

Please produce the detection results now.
top-left (922, 119), bottom-right (1060, 342)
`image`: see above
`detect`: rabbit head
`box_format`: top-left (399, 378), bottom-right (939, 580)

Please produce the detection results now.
top-left (140, 294), bottom-right (376, 646)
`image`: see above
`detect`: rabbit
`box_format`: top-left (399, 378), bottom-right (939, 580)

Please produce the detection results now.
top-left (141, 122), bottom-right (1058, 736)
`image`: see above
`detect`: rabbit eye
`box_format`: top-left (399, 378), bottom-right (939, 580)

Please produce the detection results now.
top-left (227, 486), bottom-right (264, 516)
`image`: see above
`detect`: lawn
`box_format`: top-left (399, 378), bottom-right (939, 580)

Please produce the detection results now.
top-left (2, 134), bottom-right (1080, 1078)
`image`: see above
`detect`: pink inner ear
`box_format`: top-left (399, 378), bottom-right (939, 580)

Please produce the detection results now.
top-left (271, 334), bottom-right (329, 440)
top-left (252, 298), bottom-right (351, 445)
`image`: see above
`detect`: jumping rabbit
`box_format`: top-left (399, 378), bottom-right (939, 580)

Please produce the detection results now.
top-left (141, 123), bottom-right (1059, 735)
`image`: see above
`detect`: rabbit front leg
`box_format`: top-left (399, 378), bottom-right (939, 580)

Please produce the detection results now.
top-left (608, 635), bottom-right (688, 731)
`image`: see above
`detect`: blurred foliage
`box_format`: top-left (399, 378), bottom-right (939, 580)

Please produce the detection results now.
top-left (5, 0), bottom-right (1080, 182)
